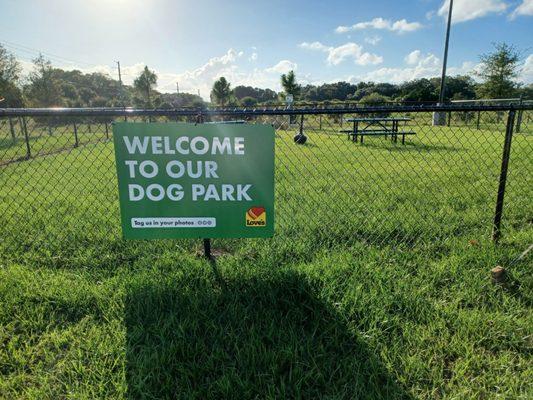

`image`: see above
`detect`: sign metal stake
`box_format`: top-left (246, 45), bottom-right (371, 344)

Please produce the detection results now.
top-left (203, 238), bottom-right (212, 260)
top-left (194, 111), bottom-right (213, 260)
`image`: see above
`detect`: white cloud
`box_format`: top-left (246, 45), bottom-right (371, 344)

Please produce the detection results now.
top-left (299, 41), bottom-right (330, 51)
top-left (153, 48), bottom-right (244, 95)
top-left (364, 36), bottom-right (381, 45)
top-left (18, 59), bottom-right (38, 77)
top-left (509, 0), bottom-right (533, 19)
top-left (334, 26), bottom-right (351, 34)
top-left (405, 50), bottom-right (422, 65)
top-left (335, 17), bottom-right (423, 34)
top-left (265, 60), bottom-right (297, 73)
top-left (299, 41), bottom-right (383, 66)
top-left (519, 54), bottom-right (533, 83)
top-left (390, 19), bottom-right (423, 32)
top-left (353, 50), bottom-right (533, 85)
top-left (249, 52), bottom-right (258, 62)
top-left (404, 50), bottom-right (439, 67)
top-left (357, 51), bottom-right (473, 83)
top-left (326, 42), bottom-right (382, 65)
top-left (437, 0), bottom-right (508, 23)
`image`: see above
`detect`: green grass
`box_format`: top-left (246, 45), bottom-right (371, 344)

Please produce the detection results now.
top-left (0, 117), bottom-right (532, 399)
top-left (0, 120), bottom-right (111, 163)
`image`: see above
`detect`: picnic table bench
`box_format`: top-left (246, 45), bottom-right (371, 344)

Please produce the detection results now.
top-left (340, 117), bottom-right (415, 144)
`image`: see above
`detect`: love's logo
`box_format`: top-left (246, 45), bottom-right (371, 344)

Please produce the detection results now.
top-left (246, 207), bottom-right (266, 227)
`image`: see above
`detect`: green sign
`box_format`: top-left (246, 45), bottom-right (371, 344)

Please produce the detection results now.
top-left (113, 122), bottom-right (274, 239)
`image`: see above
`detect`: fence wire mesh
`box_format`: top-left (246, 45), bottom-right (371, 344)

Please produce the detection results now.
top-left (0, 106), bottom-right (531, 259)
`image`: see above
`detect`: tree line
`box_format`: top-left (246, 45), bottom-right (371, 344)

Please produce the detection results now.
top-left (0, 42), bottom-right (530, 109)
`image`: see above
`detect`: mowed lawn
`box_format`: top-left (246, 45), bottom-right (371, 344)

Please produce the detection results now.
top-left (0, 118), bottom-right (532, 399)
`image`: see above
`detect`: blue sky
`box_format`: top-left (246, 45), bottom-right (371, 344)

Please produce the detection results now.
top-left (1, 0), bottom-right (532, 98)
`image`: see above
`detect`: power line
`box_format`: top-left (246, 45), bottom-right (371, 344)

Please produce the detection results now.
top-left (0, 39), bottom-right (128, 92)
top-left (0, 38), bottom-right (96, 67)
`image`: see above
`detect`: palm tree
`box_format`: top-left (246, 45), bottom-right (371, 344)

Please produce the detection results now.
top-left (280, 70), bottom-right (301, 100)
top-left (210, 77), bottom-right (232, 106)
top-left (134, 66), bottom-right (157, 107)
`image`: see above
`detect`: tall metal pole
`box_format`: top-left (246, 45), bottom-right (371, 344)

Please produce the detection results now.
top-left (439, 0), bottom-right (453, 104)
top-left (116, 61), bottom-right (124, 108)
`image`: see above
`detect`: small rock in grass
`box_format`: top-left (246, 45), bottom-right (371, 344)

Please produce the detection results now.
top-left (491, 266), bottom-right (506, 284)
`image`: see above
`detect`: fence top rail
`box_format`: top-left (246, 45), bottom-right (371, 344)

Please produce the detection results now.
top-left (0, 103), bottom-right (531, 117)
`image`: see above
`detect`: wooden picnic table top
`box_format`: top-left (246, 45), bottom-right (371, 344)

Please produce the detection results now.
top-left (205, 120), bottom-right (246, 124)
top-left (344, 117), bottom-right (411, 122)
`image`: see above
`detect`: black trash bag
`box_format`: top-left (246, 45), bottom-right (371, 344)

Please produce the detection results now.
top-left (293, 133), bottom-right (307, 145)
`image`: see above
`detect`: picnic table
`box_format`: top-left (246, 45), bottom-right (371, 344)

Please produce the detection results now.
top-left (340, 117), bottom-right (415, 144)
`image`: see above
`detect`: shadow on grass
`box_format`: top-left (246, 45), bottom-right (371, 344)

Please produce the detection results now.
top-left (125, 268), bottom-right (412, 399)
top-left (359, 140), bottom-right (462, 153)
top-left (0, 135), bottom-right (41, 151)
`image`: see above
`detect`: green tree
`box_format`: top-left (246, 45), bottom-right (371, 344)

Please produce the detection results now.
top-left (210, 77), bottom-right (232, 106)
top-left (476, 43), bottom-right (521, 99)
top-left (359, 93), bottom-right (391, 105)
top-left (240, 96), bottom-right (258, 107)
top-left (399, 78), bottom-right (438, 103)
top-left (233, 85), bottom-right (277, 102)
top-left (158, 92), bottom-right (205, 108)
top-left (79, 87), bottom-right (96, 106)
top-left (518, 83), bottom-right (533, 100)
top-left (0, 45), bottom-right (23, 107)
top-left (280, 70), bottom-right (300, 100)
top-left (429, 75), bottom-right (477, 101)
top-left (134, 66), bottom-right (158, 107)
top-left (25, 54), bottom-right (62, 107)
top-left (91, 96), bottom-right (109, 107)
top-left (359, 93), bottom-right (391, 117)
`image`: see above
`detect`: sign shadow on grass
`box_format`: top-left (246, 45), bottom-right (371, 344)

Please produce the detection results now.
top-left (125, 268), bottom-right (413, 399)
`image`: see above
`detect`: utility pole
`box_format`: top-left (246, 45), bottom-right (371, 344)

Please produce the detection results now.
top-left (433, 0), bottom-right (453, 126)
top-left (439, 0), bottom-right (453, 104)
top-left (116, 61), bottom-right (125, 108)
top-left (176, 82), bottom-right (179, 94)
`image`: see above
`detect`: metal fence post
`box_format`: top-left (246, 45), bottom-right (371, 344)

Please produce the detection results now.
top-left (73, 122), bottom-right (79, 148)
top-left (516, 109), bottom-right (523, 133)
top-left (476, 111), bottom-right (481, 130)
top-left (105, 122), bottom-right (109, 139)
top-left (492, 109), bottom-right (516, 243)
top-left (515, 97), bottom-right (523, 133)
top-left (9, 118), bottom-right (16, 140)
top-left (22, 117), bottom-right (31, 159)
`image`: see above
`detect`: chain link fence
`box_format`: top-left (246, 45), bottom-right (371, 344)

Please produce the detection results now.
top-left (0, 105), bottom-right (531, 257)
